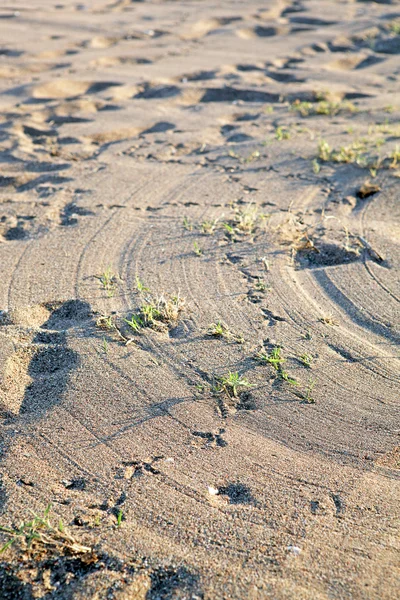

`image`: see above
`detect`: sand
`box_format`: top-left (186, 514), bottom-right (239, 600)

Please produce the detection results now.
top-left (0, 0), bottom-right (399, 598)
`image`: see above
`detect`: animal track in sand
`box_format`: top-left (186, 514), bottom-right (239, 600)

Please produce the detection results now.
top-left (31, 80), bottom-right (121, 100)
top-left (325, 54), bottom-right (373, 71)
top-left (181, 17), bottom-right (243, 40)
top-left (81, 36), bottom-right (119, 49)
top-left (89, 56), bottom-right (152, 69)
top-left (236, 25), bottom-right (289, 39)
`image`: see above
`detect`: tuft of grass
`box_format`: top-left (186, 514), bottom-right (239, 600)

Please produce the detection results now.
top-left (255, 346), bottom-right (284, 371)
top-left (390, 145), bottom-right (400, 168)
top-left (222, 222), bottom-right (235, 237)
top-left (207, 320), bottom-right (244, 344)
top-left (116, 510), bottom-right (123, 528)
top-left (316, 100), bottom-right (355, 116)
top-left (388, 20), bottom-right (400, 35)
top-left (256, 346), bottom-right (297, 385)
top-left (102, 337), bottom-right (109, 354)
top-left (183, 216), bottom-right (193, 231)
top-left (140, 303), bottom-right (162, 326)
top-left (279, 370), bottom-right (298, 385)
top-left (234, 202), bottom-right (259, 235)
top-left (312, 158), bottom-right (320, 174)
top-left (255, 278), bottom-right (267, 291)
top-left (244, 150), bottom-right (260, 163)
top-left (317, 139), bottom-right (377, 167)
top-left (96, 314), bottom-right (114, 330)
top-left (318, 139), bottom-right (331, 162)
top-left (332, 143), bottom-right (366, 165)
top-left (297, 378), bottom-right (316, 403)
top-left (136, 276), bottom-right (149, 293)
top-left (201, 219), bottom-right (219, 235)
top-left (193, 241), bottom-right (202, 256)
top-left (97, 267), bottom-right (118, 298)
top-left (291, 99), bottom-right (356, 117)
top-left (319, 315), bottom-right (338, 327)
top-left (208, 320), bottom-right (228, 338)
top-left (149, 294), bottom-right (185, 326)
top-left (93, 514), bottom-right (101, 527)
top-left (125, 293), bottom-right (186, 332)
top-left (124, 314), bottom-right (143, 332)
top-left (0, 504), bottom-right (91, 555)
top-left (216, 372), bottom-right (251, 398)
top-left (290, 100), bottom-right (313, 117)
top-left (304, 378), bottom-right (316, 403)
top-left (299, 353), bottom-right (313, 368)
top-left (275, 126), bottom-right (290, 141)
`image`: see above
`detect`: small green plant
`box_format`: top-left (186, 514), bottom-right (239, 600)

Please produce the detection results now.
top-left (193, 241), bottom-right (202, 256)
top-left (256, 346), bottom-right (284, 370)
top-left (97, 267), bottom-right (118, 298)
top-left (201, 219), bottom-right (219, 235)
top-left (216, 372), bottom-right (251, 398)
top-left (93, 514), bottom-right (101, 527)
top-left (141, 303), bottom-right (162, 326)
top-left (222, 222), bottom-right (235, 237)
top-left (299, 353), bottom-right (312, 368)
top-left (116, 510), bottom-right (123, 528)
top-left (183, 216), bottom-right (193, 231)
top-left (123, 293), bottom-right (185, 334)
top-left (317, 139), bottom-right (371, 166)
top-left (136, 276), bottom-right (149, 293)
top-left (333, 143), bottom-right (366, 165)
top-left (256, 346), bottom-right (297, 385)
top-left (0, 504), bottom-right (90, 555)
top-left (304, 378), bottom-right (316, 403)
top-left (319, 315), bottom-right (338, 326)
top-left (312, 158), bottom-right (320, 174)
top-left (207, 321), bottom-right (244, 343)
top-left (142, 294), bottom-right (185, 329)
top-left (255, 278), bottom-right (267, 291)
top-left (318, 139), bottom-right (331, 161)
top-left (316, 100), bottom-right (355, 116)
top-left (124, 314), bottom-right (143, 332)
top-left (275, 126), bottom-right (290, 141)
top-left (244, 150), bottom-right (260, 163)
top-left (228, 149), bottom-right (240, 160)
top-left (291, 99), bottom-right (355, 117)
top-left (234, 202), bottom-right (259, 234)
top-left (390, 145), bottom-right (400, 168)
top-left (291, 100), bottom-right (313, 117)
top-left (208, 320), bottom-right (227, 338)
top-left (96, 314), bottom-right (114, 330)
top-left (388, 20), bottom-right (400, 35)
top-left (279, 370), bottom-right (298, 385)
top-left (102, 337), bottom-right (109, 354)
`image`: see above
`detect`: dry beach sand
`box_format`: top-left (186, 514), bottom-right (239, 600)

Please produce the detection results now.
top-left (0, 0), bottom-right (399, 597)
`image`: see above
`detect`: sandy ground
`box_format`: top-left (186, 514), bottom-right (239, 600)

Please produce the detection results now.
top-left (0, 0), bottom-right (399, 598)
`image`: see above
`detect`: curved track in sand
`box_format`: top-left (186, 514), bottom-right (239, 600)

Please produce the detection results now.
top-left (0, 1), bottom-right (399, 598)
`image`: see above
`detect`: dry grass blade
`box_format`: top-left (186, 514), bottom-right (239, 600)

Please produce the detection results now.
top-left (0, 504), bottom-right (91, 555)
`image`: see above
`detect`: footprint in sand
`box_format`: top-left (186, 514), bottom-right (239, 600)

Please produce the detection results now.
top-left (31, 80), bottom-right (121, 100)
top-left (0, 300), bottom-right (92, 418)
top-left (181, 17), bottom-right (242, 40)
